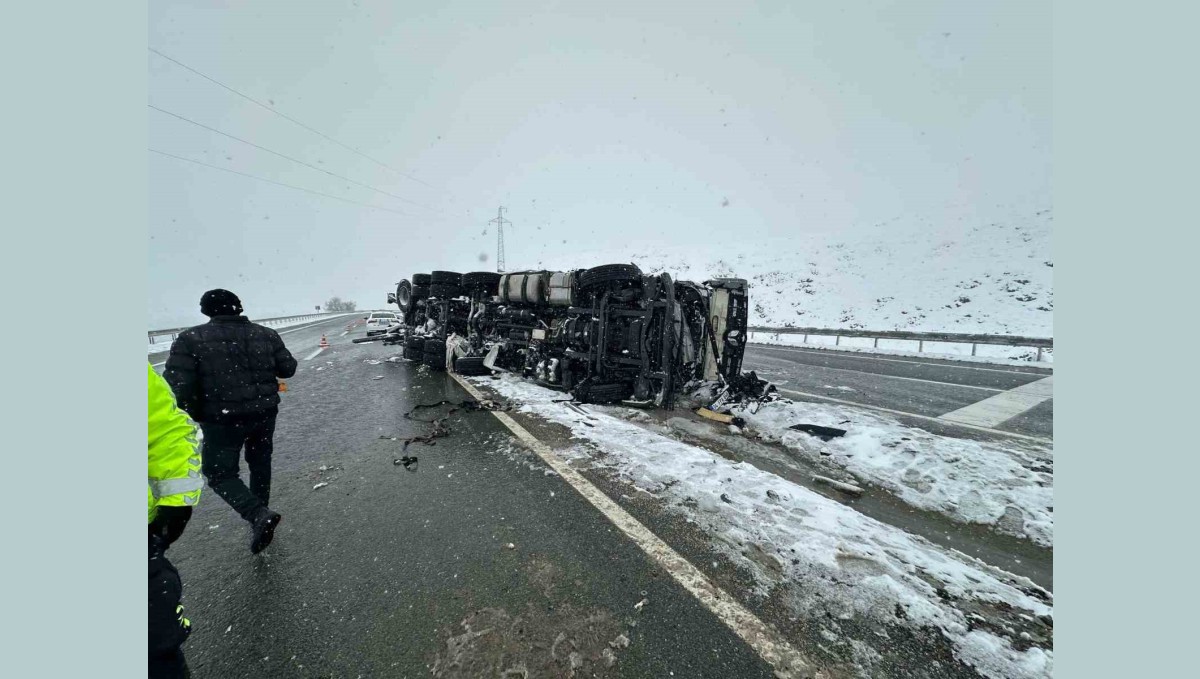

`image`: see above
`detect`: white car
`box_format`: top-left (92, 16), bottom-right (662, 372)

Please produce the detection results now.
top-left (364, 312), bottom-right (400, 335)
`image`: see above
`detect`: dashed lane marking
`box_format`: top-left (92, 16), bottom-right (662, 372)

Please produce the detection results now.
top-left (938, 376), bottom-right (1054, 429)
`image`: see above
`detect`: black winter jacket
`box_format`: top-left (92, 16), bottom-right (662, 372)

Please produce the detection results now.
top-left (163, 315), bottom-right (298, 423)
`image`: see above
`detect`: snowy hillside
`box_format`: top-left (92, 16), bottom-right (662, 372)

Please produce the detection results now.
top-left (522, 209), bottom-right (1053, 337)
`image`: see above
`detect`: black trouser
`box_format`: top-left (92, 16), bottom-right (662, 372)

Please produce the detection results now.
top-left (200, 412), bottom-right (277, 520)
top-left (149, 535), bottom-right (191, 679)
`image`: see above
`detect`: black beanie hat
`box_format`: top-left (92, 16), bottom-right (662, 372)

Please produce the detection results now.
top-left (200, 289), bottom-right (243, 317)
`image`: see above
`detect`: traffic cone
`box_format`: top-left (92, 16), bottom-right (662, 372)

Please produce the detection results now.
top-left (319, 335), bottom-right (330, 349)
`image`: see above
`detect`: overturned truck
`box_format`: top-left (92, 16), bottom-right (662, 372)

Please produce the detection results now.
top-left (386, 264), bottom-right (750, 408)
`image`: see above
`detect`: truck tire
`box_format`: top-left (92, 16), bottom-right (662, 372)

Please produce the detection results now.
top-left (394, 280), bottom-right (412, 312)
top-left (578, 264), bottom-right (642, 291)
top-left (423, 338), bottom-right (447, 370)
top-left (429, 283), bottom-right (463, 299)
top-left (412, 273), bottom-right (432, 287)
top-left (411, 285), bottom-right (429, 301)
top-left (462, 272), bottom-right (502, 296)
top-left (453, 355), bottom-right (490, 376)
top-left (430, 271), bottom-right (462, 286)
top-left (405, 335), bottom-right (424, 359)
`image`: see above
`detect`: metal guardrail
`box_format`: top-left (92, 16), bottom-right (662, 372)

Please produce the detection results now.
top-left (747, 326), bottom-right (1053, 361)
top-left (148, 312), bottom-right (357, 344)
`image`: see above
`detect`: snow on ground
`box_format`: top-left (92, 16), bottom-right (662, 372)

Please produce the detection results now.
top-left (522, 209), bottom-right (1053, 339)
top-left (729, 397), bottom-right (1053, 547)
top-left (476, 375), bottom-right (1053, 679)
top-left (748, 333), bottom-right (1054, 366)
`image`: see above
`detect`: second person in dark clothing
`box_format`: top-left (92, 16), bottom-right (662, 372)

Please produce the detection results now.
top-left (163, 289), bottom-right (298, 554)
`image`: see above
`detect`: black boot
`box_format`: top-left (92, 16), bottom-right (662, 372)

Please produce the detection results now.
top-left (249, 507), bottom-right (282, 554)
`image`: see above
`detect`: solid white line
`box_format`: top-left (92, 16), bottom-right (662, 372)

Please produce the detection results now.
top-left (938, 377), bottom-right (1054, 428)
top-left (750, 343), bottom-right (1052, 376)
top-left (775, 387), bottom-right (1052, 445)
top-left (746, 354), bottom-right (1003, 392)
top-left (451, 373), bottom-right (815, 679)
top-left (304, 347), bottom-right (326, 361)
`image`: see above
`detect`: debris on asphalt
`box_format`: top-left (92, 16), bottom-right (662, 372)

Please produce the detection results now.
top-left (371, 375), bottom-right (385, 380)
top-left (393, 456), bottom-right (418, 471)
top-left (634, 598), bottom-right (649, 611)
top-left (394, 398), bottom-right (513, 449)
top-left (788, 423), bottom-right (848, 441)
top-left (364, 359), bottom-right (383, 365)
top-left (812, 475), bottom-right (864, 496)
top-left (312, 482), bottom-right (329, 490)
top-left (609, 633), bottom-right (630, 649)
top-left (728, 425), bottom-right (743, 435)
top-left (601, 648), bottom-right (618, 667)
top-left (505, 543), bottom-right (516, 550)
top-left (720, 493), bottom-right (733, 503)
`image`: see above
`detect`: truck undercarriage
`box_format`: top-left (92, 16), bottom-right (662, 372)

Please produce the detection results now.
top-left (385, 264), bottom-right (757, 408)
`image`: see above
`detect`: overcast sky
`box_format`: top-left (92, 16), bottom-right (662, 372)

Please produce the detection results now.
top-left (148, 0), bottom-right (1050, 329)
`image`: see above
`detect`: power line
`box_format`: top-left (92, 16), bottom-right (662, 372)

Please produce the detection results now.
top-left (149, 148), bottom-right (412, 217)
top-left (148, 47), bottom-right (433, 188)
top-left (149, 104), bottom-right (430, 210)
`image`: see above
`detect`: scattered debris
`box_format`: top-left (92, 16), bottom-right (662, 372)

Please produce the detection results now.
top-left (788, 423), bottom-right (847, 441)
top-left (312, 482), bottom-right (329, 491)
top-left (609, 633), bottom-right (630, 649)
top-left (696, 407), bottom-right (746, 427)
top-left (766, 489), bottom-right (781, 501)
top-left (720, 493), bottom-right (733, 504)
top-left (364, 359), bottom-right (383, 365)
top-left (505, 543), bottom-right (516, 550)
top-left (393, 398), bottom-right (513, 449)
top-left (371, 375), bottom-right (385, 380)
top-left (634, 598), bottom-right (649, 611)
top-left (812, 475), bottom-right (864, 496)
top-left (393, 456), bottom-right (418, 471)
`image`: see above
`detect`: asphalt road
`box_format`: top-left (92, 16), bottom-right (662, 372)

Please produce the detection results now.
top-left (161, 327), bottom-right (776, 678)
top-left (742, 345), bottom-right (1054, 440)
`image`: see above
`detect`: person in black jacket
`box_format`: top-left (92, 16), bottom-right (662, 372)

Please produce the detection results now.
top-left (164, 289), bottom-right (298, 554)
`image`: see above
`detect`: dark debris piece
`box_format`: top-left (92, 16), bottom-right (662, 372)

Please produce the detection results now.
top-left (788, 424), bottom-right (847, 442)
top-left (393, 456), bottom-right (418, 472)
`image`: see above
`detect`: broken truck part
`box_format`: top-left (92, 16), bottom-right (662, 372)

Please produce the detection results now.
top-left (388, 263), bottom-right (757, 408)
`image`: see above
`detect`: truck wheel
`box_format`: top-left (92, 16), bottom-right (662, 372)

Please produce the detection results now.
top-left (430, 271), bottom-right (463, 286)
top-left (462, 272), bottom-right (502, 296)
top-left (453, 356), bottom-right (490, 376)
top-left (578, 264), bottom-right (642, 291)
top-left (429, 284), bottom-right (463, 299)
top-left (412, 273), bottom-right (432, 287)
top-left (394, 280), bottom-right (412, 312)
top-left (411, 285), bottom-right (429, 301)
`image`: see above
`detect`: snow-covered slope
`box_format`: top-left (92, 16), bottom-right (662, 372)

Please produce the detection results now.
top-left (523, 209), bottom-right (1053, 337)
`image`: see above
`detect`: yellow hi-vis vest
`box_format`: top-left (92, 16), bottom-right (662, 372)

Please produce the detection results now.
top-left (148, 363), bottom-right (201, 522)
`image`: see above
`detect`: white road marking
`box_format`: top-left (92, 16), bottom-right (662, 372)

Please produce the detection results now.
top-left (451, 373), bottom-right (815, 679)
top-left (775, 387), bottom-right (1052, 445)
top-left (750, 344), bottom-right (1052, 376)
top-left (747, 354), bottom-right (1003, 392)
top-left (304, 347), bottom-right (326, 361)
top-left (938, 377), bottom-right (1054, 428)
